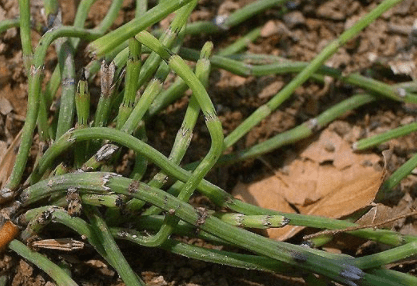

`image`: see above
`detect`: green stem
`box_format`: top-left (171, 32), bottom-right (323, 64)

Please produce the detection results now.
top-left (20, 209), bottom-right (53, 241)
top-left (179, 47), bottom-right (417, 106)
top-left (1, 27), bottom-right (101, 196)
top-left (74, 71), bottom-right (91, 167)
top-left (134, 42), bottom-right (213, 214)
top-left (18, 0), bottom-right (32, 72)
top-left (28, 128), bottom-right (411, 247)
top-left (215, 94), bottom-right (377, 165)
top-left (129, 125), bottom-right (148, 181)
top-left (116, 38), bottom-right (142, 129)
top-left (1, 66), bottom-right (42, 199)
top-left (19, 206), bottom-right (144, 285)
top-left (134, 32), bottom-right (223, 245)
top-left (354, 241), bottom-right (417, 269)
top-left (353, 122), bottom-right (417, 150)
top-left (223, 0), bottom-right (404, 148)
top-left (221, 0), bottom-right (288, 29)
top-left (93, 61), bottom-right (117, 128)
top-left (377, 153), bottom-right (417, 201)
top-left (0, 18), bottom-right (19, 34)
top-left (146, 75), bottom-right (188, 117)
top-left (93, 0), bottom-right (124, 34)
top-left (113, 228), bottom-right (296, 274)
top-left (44, 0), bottom-right (100, 106)
top-left (151, 0), bottom-right (288, 36)
top-left (8, 240), bottom-right (77, 286)
top-left (83, 205), bottom-right (145, 286)
top-left (135, 0), bottom-right (148, 18)
top-left (88, 0), bottom-right (194, 57)
top-left (214, 213), bottom-right (289, 229)
top-left (55, 42), bottom-right (76, 139)
top-left (70, 0), bottom-right (99, 46)
top-left (134, 0), bottom-right (196, 94)
top-left (120, 79), bottom-right (162, 134)
top-left (217, 27), bottom-right (261, 56)
top-left (22, 172), bottom-right (365, 286)
top-left (370, 269), bottom-right (417, 286)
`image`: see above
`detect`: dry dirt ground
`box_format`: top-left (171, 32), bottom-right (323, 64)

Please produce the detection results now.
top-left (1, 0), bottom-right (417, 285)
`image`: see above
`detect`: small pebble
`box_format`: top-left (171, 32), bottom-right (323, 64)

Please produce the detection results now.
top-left (0, 97), bottom-right (13, 115)
top-left (324, 142), bottom-right (335, 152)
top-left (283, 11), bottom-right (305, 28)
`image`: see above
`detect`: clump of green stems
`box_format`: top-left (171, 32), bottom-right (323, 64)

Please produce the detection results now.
top-left (1, 0), bottom-right (417, 285)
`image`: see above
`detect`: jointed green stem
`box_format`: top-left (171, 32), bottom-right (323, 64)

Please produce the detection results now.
top-left (29, 126), bottom-right (412, 247)
top-left (0, 27), bottom-right (102, 197)
top-left (75, 73), bottom-right (90, 127)
top-left (88, 0), bottom-right (194, 57)
top-left (21, 206), bottom-right (144, 285)
top-left (83, 1), bottom-right (197, 173)
top-left (83, 193), bottom-right (126, 208)
top-left (55, 42), bottom-right (76, 139)
top-left (129, 214), bottom-right (248, 244)
top-left (5, 1), bottom-right (416, 284)
top-left (120, 78), bottom-right (163, 134)
top-left (74, 72), bottom-right (91, 167)
top-left (151, 0), bottom-right (289, 36)
top-left (133, 42), bottom-right (213, 215)
top-left (94, 61), bottom-right (117, 128)
top-left (2, 1), bottom-right (41, 197)
top-left (40, 1), bottom-right (64, 142)
top-left (129, 125), bottom-right (149, 181)
top-left (134, 0), bottom-right (196, 93)
top-left (223, 0), bottom-right (404, 148)
top-left (216, 94), bottom-right (377, 165)
top-left (181, 48), bottom-right (417, 101)
top-left (146, 75), bottom-right (188, 117)
top-left (21, 172), bottom-right (364, 285)
top-left (20, 207), bottom-right (54, 241)
top-left (214, 213), bottom-right (289, 229)
top-left (113, 228), bottom-right (296, 273)
top-left (1, 66), bottom-right (42, 200)
top-left (44, 0), bottom-right (102, 106)
top-left (116, 38), bottom-right (142, 129)
top-left (133, 31), bottom-right (223, 246)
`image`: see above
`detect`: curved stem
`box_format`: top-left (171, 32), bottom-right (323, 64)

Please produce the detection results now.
top-left (22, 172), bottom-right (364, 286)
top-left (88, 0), bottom-right (194, 57)
top-left (1, 27), bottom-right (101, 196)
top-left (28, 126), bottom-right (414, 247)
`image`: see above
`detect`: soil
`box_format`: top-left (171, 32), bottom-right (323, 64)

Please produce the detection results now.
top-left (1, 0), bottom-right (417, 285)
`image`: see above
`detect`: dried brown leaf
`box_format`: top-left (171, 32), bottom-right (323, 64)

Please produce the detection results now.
top-left (299, 166), bottom-right (383, 218)
top-left (301, 129), bottom-right (380, 170)
top-left (232, 128), bottom-right (383, 241)
top-left (232, 178), bottom-right (295, 215)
